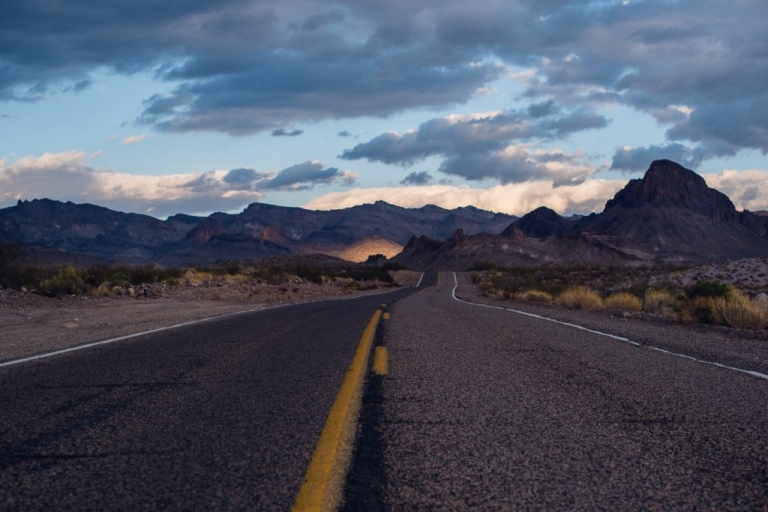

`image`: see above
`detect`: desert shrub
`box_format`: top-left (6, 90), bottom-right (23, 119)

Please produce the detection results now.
top-left (470, 261), bottom-right (498, 272)
top-left (225, 262), bottom-right (242, 276)
top-left (382, 262), bottom-right (408, 271)
top-left (128, 265), bottom-right (183, 285)
top-left (556, 287), bottom-right (603, 310)
top-left (712, 293), bottom-right (768, 330)
top-left (516, 290), bottom-right (553, 302)
top-left (605, 292), bottom-right (642, 311)
top-left (251, 266), bottom-right (288, 285)
top-left (93, 282), bottom-right (113, 297)
top-left (0, 241), bottom-right (24, 288)
top-left (685, 280), bottom-right (730, 300)
top-left (224, 273), bottom-right (250, 285)
top-left (109, 271), bottom-right (130, 286)
top-left (688, 297), bottom-right (720, 324)
top-left (643, 289), bottom-right (676, 315)
top-left (43, 266), bottom-right (88, 296)
top-left (20, 266), bottom-right (43, 289)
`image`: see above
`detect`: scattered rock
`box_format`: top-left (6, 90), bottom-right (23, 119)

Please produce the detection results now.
top-left (756, 293), bottom-right (768, 303)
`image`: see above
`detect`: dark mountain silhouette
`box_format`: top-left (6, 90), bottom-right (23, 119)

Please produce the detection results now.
top-left (4, 160), bottom-right (766, 268)
top-left (574, 160), bottom-right (768, 261)
top-left (0, 198), bottom-right (516, 265)
top-left (394, 160), bottom-right (768, 269)
top-left (503, 206), bottom-right (576, 239)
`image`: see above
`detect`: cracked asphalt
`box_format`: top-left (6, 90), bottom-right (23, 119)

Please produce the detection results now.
top-left (3, 270), bottom-right (766, 511)
top-left (345, 272), bottom-right (768, 510)
top-left (0, 287), bottom-right (416, 511)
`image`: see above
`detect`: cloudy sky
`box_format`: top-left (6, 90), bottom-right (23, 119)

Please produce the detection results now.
top-left (1, 0), bottom-right (767, 218)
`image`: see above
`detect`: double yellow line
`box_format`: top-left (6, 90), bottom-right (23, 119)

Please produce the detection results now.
top-left (292, 309), bottom-right (383, 512)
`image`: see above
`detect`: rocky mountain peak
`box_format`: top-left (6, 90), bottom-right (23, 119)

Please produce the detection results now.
top-left (605, 159), bottom-right (737, 222)
top-left (185, 218), bottom-right (228, 241)
top-left (502, 206), bottom-right (573, 239)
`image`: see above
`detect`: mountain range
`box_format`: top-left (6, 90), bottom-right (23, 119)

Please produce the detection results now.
top-left (2, 160), bottom-right (767, 269)
top-left (394, 160), bottom-right (768, 269)
top-left (0, 198), bottom-right (515, 266)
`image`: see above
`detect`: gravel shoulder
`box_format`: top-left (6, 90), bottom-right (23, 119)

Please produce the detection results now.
top-left (0, 271), bottom-right (421, 362)
top-left (454, 272), bottom-right (768, 377)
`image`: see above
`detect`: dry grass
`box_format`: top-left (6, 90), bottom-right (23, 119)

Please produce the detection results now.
top-left (605, 292), bottom-right (642, 311)
top-left (643, 289), bottom-right (676, 315)
top-left (556, 287), bottom-right (603, 310)
top-left (185, 270), bottom-right (216, 285)
top-left (712, 292), bottom-right (768, 330)
top-left (516, 290), bottom-right (554, 302)
top-left (223, 273), bottom-right (250, 285)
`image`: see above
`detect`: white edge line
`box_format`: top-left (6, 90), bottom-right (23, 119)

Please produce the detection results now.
top-left (0, 287), bottom-right (406, 369)
top-left (415, 272), bottom-right (424, 288)
top-left (451, 272), bottom-right (768, 382)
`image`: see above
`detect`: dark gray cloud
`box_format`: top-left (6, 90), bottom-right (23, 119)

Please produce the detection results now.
top-left (341, 105), bottom-right (607, 166)
top-left (439, 149), bottom-right (594, 186)
top-left (262, 161), bottom-right (356, 190)
top-left (611, 144), bottom-right (692, 173)
top-left (741, 186), bottom-right (759, 203)
top-left (222, 168), bottom-right (269, 188)
top-left (272, 128), bottom-right (304, 137)
top-left (337, 130), bottom-right (352, 138)
top-left (1, 0), bottom-right (766, 156)
top-left (400, 171), bottom-right (432, 185)
top-left (611, 141), bottom-right (738, 173)
top-left (341, 104), bottom-right (606, 184)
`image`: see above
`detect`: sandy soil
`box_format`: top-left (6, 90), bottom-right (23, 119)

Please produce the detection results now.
top-left (0, 270), bottom-right (421, 362)
top-left (655, 257), bottom-right (768, 290)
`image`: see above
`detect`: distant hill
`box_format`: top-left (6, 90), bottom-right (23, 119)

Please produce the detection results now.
top-left (394, 160), bottom-right (768, 269)
top-left (0, 199), bottom-right (516, 266)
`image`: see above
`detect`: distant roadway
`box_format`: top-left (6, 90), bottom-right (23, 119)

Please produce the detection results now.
top-left (1, 272), bottom-right (766, 510)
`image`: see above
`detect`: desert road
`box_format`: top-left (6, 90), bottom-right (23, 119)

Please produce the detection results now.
top-left (2, 272), bottom-right (767, 510)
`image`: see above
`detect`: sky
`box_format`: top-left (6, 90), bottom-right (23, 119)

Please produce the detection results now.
top-left (1, 0), bottom-right (767, 218)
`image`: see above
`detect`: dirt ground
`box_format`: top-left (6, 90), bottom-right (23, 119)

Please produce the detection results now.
top-left (0, 271), bottom-right (421, 362)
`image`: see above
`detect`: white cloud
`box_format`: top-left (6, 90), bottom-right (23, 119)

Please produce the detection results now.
top-left (305, 180), bottom-right (627, 216)
top-left (0, 151), bottom-right (359, 217)
top-left (703, 169), bottom-right (768, 212)
top-left (121, 134), bottom-right (149, 145)
top-left (0, 151), bottom-right (261, 216)
top-left (307, 168), bottom-right (768, 215)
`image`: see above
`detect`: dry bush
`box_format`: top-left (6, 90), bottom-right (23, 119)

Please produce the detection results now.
top-left (556, 287), bottom-right (603, 310)
top-left (644, 289), bottom-right (676, 315)
top-left (186, 271), bottom-right (215, 285)
top-left (712, 293), bottom-right (768, 330)
top-left (224, 273), bottom-right (250, 285)
top-left (91, 282), bottom-right (113, 297)
top-left (605, 292), bottom-right (642, 311)
top-left (516, 290), bottom-right (554, 302)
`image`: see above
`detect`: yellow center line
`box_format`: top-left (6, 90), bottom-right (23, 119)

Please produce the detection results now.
top-left (292, 309), bottom-right (382, 512)
top-left (382, 312), bottom-right (391, 320)
top-left (373, 346), bottom-right (388, 376)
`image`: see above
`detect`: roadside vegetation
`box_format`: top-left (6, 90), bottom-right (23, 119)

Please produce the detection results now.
top-left (1, 255), bottom-right (405, 299)
top-left (471, 263), bottom-right (768, 331)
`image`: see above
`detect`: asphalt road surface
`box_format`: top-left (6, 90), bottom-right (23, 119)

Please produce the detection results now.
top-left (345, 272), bottom-right (768, 510)
top-left (2, 271), bottom-right (767, 510)
top-left (0, 285), bottom-right (421, 511)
